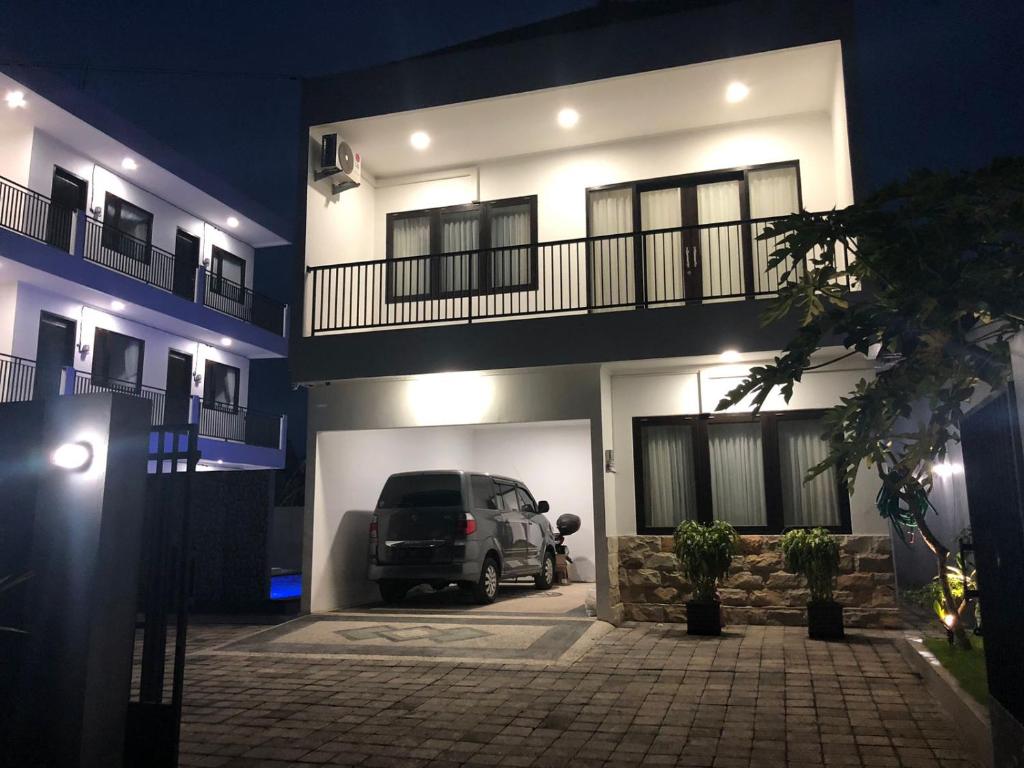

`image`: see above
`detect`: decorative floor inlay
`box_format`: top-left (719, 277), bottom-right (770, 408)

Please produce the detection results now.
top-left (337, 623), bottom-right (492, 643)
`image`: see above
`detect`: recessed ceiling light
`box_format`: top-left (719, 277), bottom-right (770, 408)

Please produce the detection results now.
top-left (4, 90), bottom-right (26, 109)
top-left (121, 157), bottom-right (138, 171)
top-left (409, 131), bottom-right (431, 150)
top-left (110, 300), bottom-right (126, 311)
top-left (720, 349), bottom-right (742, 363)
top-left (557, 107), bottom-right (579, 129)
top-left (220, 337), bottom-right (232, 347)
top-left (226, 216), bottom-right (240, 229)
top-left (725, 81), bottom-right (750, 104)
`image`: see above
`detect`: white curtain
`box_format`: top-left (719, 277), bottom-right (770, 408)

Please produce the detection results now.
top-left (588, 188), bottom-right (634, 307)
top-left (216, 366), bottom-right (238, 406)
top-left (439, 210), bottom-right (479, 293)
top-left (640, 188), bottom-right (684, 303)
top-left (779, 419), bottom-right (840, 527)
top-left (641, 424), bottom-right (697, 528)
top-left (748, 167), bottom-right (800, 293)
top-left (708, 421), bottom-right (766, 527)
top-left (392, 215), bottom-right (431, 297)
top-left (111, 340), bottom-right (141, 387)
top-left (697, 180), bottom-right (743, 299)
top-left (490, 204), bottom-right (531, 288)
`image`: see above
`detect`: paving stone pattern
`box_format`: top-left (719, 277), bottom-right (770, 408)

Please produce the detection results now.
top-left (178, 622), bottom-right (979, 767)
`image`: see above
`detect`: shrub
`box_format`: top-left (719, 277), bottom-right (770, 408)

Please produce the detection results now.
top-left (673, 520), bottom-right (739, 603)
top-left (781, 528), bottom-right (840, 604)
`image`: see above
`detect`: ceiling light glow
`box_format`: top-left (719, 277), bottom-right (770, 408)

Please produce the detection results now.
top-left (220, 337), bottom-right (232, 347)
top-left (725, 81), bottom-right (750, 104)
top-left (110, 300), bottom-right (126, 311)
top-left (226, 216), bottom-right (240, 229)
top-left (557, 107), bottom-right (580, 129)
top-left (409, 131), bottom-right (431, 150)
top-left (4, 90), bottom-right (26, 109)
top-left (121, 157), bottom-right (138, 171)
top-left (720, 350), bottom-right (742, 363)
top-left (52, 441), bottom-right (93, 471)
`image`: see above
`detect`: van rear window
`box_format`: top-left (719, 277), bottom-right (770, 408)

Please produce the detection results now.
top-left (377, 474), bottom-right (463, 508)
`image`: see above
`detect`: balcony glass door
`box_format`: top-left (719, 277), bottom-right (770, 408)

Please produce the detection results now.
top-left (165, 350), bottom-right (192, 425)
top-left (639, 188), bottom-right (684, 305)
top-left (173, 229), bottom-right (199, 300)
top-left (695, 179), bottom-right (744, 299)
top-left (748, 166), bottom-right (801, 293)
top-left (587, 186), bottom-right (635, 309)
top-left (34, 311), bottom-right (76, 399)
top-left (46, 167), bottom-right (87, 252)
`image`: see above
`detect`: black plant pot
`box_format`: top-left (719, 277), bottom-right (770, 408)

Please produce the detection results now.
top-left (686, 600), bottom-right (722, 636)
top-left (807, 601), bottom-right (844, 640)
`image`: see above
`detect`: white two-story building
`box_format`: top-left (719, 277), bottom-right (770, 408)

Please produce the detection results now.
top-left (292, 4), bottom-right (902, 625)
top-left (0, 70), bottom-right (289, 470)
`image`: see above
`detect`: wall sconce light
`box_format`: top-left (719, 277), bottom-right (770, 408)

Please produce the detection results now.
top-left (77, 343), bottom-right (91, 358)
top-left (51, 440), bottom-right (93, 472)
top-left (192, 372), bottom-right (203, 386)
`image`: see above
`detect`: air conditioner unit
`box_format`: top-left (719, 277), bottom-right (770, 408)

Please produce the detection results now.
top-left (314, 133), bottom-right (361, 194)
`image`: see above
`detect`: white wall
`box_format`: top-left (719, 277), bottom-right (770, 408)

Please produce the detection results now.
top-left (3, 281), bottom-right (249, 402)
top-left (831, 48), bottom-right (855, 208)
top-left (310, 419), bottom-right (596, 612)
top-left (606, 356), bottom-right (887, 537)
top-left (26, 130), bottom-right (255, 288)
top-left (0, 122), bottom-right (33, 187)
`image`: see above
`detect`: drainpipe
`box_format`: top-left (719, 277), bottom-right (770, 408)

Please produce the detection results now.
top-left (278, 414), bottom-right (288, 452)
top-left (71, 212), bottom-right (87, 259)
top-left (188, 395), bottom-right (201, 426)
top-left (59, 366), bottom-right (77, 397)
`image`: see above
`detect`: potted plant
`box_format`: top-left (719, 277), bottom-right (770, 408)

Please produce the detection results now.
top-left (781, 528), bottom-right (843, 640)
top-left (673, 520), bottom-right (739, 635)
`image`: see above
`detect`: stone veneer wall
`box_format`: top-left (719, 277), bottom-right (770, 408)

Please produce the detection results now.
top-left (608, 534), bottom-right (900, 628)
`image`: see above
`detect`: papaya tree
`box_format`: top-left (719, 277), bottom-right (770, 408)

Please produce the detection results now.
top-left (717, 158), bottom-right (1024, 649)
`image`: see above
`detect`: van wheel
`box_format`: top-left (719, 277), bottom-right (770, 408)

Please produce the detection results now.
top-left (472, 557), bottom-right (500, 604)
top-left (534, 551), bottom-right (556, 590)
top-left (378, 580), bottom-right (408, 604)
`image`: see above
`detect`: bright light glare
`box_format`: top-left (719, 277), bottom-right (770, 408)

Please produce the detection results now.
top-left (409, 131), bottom-right (431, 150)
top-left (725, 81), bottom-right (750, 103)
top-left (110, 300), bottom-right (126, 311)
top-left (557, 108), bottom-right (579, 129)
top-left (942, 613), bottom-right (956, 629)
top-left (121, 157), bottom-right (138, 171)
top-left (220, 337), bottom-right (232, 347)
top-left (407, 372), bottom-right (494, 426)
top-left (932, 461), bottom-right (963, 479)
top-left (719, 349), bottom-right (742, 363)
top-left (5, 90), bottom-right (26, 109)
top-left (52, 441), bottom-right (93, 471)
top-left (226, 216), bottom-right (240, 229)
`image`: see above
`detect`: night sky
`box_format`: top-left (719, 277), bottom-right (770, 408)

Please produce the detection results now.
top-left (2, 0), bottom-right (1021, 463)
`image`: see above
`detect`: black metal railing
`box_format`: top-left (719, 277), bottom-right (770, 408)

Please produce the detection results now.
top-left (82, 217), bottom-right (193, 296)
top-left (203, 271), bottom-right (285, 336)
top-left (73, 371), bottom-right (168, 426)
top-left (0, 353), bottom-right (35, 403)
top-left (0, 175), bottom-right (76, 248)
top-left (197, 401), bottom-right (281, 449)
top-left (306, 215), bottom-right (853, 334)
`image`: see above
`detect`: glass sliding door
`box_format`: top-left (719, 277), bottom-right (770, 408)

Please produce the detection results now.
top-left (637, 421), bottom-right (699, 530)
top-left (587, 186), bottom-right (635, 309)
top-left (438, 207), bottom-right (479, 295)
top-left (778, 417), bottom-right (841, 527)
top-left (639, 187), bottom-right (684, 305)
top-left (748, 165), bottom-right (800, 293)
top-left (389, 214), bottom-right (431, 299)
top-left (696, 180), bottom-right (744, 300)
top-left (707, 420), bottom-right (767, 528)
top-left (488, 200), bottom-right (533, 290)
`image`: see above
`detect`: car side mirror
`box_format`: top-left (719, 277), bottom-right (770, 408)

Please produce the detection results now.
top-left (537, 500), bottom-right (550, 514)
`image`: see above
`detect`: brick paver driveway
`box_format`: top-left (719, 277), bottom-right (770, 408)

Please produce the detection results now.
top-left (179, 620), bottom-right (979, 768)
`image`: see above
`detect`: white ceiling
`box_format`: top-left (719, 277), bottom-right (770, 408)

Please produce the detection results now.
top-left (0, 73), bottom-right (287, 248)
top-left (330, 42), bottom-right (841, 179)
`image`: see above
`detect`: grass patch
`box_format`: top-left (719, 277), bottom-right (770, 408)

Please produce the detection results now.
top-left (923, 636), bottom-right (989, 705)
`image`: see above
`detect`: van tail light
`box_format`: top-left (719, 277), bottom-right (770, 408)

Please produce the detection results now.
top-left (369, 516), bottom-right (379, 543)
top-left (456, 512), bottom-right (477, 537)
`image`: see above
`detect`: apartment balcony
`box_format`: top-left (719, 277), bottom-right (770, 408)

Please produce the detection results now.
top-left (0, 353), bottom-right (285, 469)
top-left (299, 216), bottom-right (853, 380)
top-left (0, 176), bottom-right (288, 352)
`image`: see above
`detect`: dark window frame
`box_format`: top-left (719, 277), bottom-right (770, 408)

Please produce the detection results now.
top-left (385, 195), bottom-right (539, 302)
top-left (632, 408), bottom-right (851, 536)
top-left (101, 192), bottom-right (153, 263)
top-left (203, 359), bottom-right (241, 413)
top-left (209, 245), bottom-right (247, 303)
top-left (91, 327), bottom-right (145, 394)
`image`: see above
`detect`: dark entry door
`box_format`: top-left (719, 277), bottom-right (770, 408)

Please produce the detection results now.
top-left (46, 167), bottom-right (88, 252)
top-left (34, 312), bottom-right (76, 399)
top-left (164, 350), bottom-right (193, 424)
top-left (173, 230), bottom-right (200, 300)
top-left (961, 387), bottom-right (1024, 732)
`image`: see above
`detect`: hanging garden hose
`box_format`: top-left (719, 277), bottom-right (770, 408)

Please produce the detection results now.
top-left (875, 467), bottom-right (933, 543)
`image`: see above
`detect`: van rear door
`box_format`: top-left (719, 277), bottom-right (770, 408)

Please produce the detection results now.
top-left (375, 474), bottom-right (464, 565)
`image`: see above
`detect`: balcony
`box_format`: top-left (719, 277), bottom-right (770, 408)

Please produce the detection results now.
top-left (0, 175), bottom-right (287, 338)
top-left (306, 215), bottom-right (851, 334)
top-left (0, 353), bottom-right (285, 465)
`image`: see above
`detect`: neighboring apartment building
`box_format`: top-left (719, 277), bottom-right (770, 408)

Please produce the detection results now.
top-left (0, 71), bottom-right (289, 470)
top-left (292, 1), bottom-right (900, 623)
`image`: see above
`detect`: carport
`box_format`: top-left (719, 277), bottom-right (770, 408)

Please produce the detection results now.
top-left (307, 419), bottom-right (598, 613)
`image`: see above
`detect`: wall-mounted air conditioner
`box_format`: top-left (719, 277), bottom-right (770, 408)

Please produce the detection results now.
top-left (313, 133), bottom-right (361, 195)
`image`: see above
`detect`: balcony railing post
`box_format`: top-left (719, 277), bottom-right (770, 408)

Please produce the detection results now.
top-left (188, 395), bottom-right (201, 425)
top-left (281, 304), bottom-right (289, 339)
top-left (59, 366), bottom-right (77, 396)
top-left (71, 212), bottom-right (87, 258)
top-left (278, 414), bottom-right (288, 452)
top-left (195, 267), bottom-right (207, 307)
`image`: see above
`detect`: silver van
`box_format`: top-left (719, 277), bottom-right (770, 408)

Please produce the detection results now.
top-left (368, 470), bottom-right (557, 603)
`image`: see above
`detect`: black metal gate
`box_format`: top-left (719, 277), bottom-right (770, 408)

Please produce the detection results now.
top-left (124, 424), bottom-right (199, 767)
top-left (961, 387), bottom-right (1024, 730)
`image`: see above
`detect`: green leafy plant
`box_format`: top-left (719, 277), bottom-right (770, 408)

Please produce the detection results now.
top-left (673, 520), bottom-right (739, 603)
top-left (905, 555), bottom-right (979, 630)
top-left (715, 158), bottom-right (1024, 649)
top-left (781, 528), bottom-right (840, 604)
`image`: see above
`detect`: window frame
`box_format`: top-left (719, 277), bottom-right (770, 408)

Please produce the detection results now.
top-left (91, 327), bottom-right (145, 394)
top-left (101, 192), bottom-right (153, 263)
top-left (203, 359), bottom-right (241, 413)
top-left (385, 195), bottom-right (539, 302)
top-left (209, 245), bottom-right (247, 302)
top-left (632, 408), bottom-right (851, 536)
